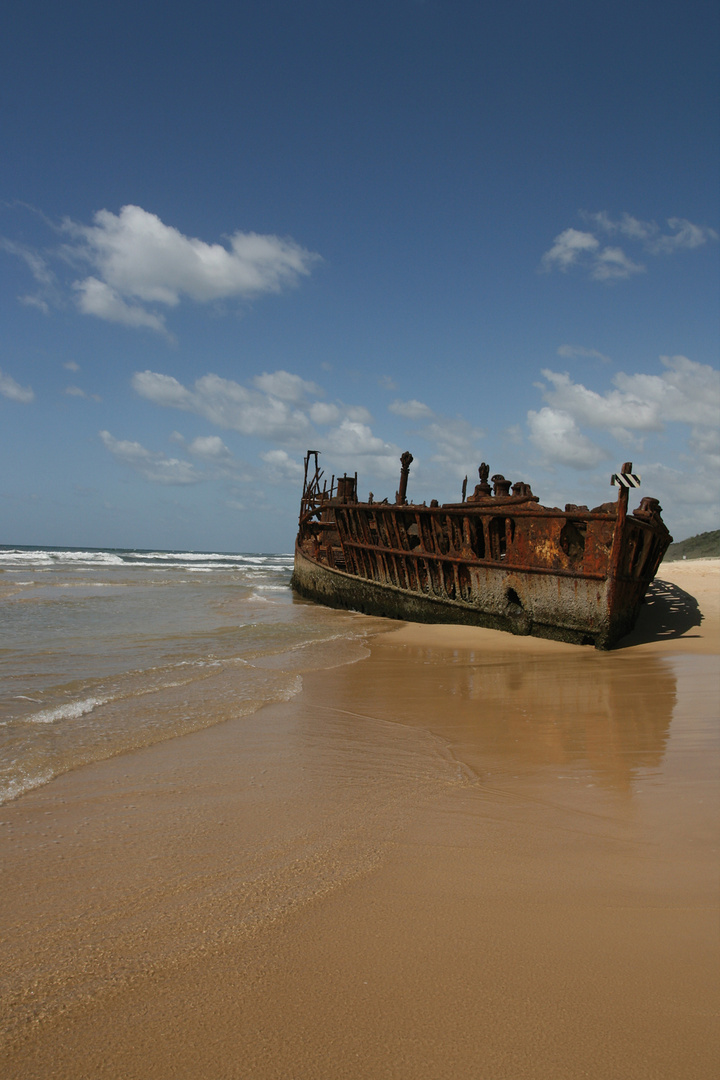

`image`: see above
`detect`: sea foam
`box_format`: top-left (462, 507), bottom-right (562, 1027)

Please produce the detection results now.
top-left (24, 696), bottom-right (110, 725)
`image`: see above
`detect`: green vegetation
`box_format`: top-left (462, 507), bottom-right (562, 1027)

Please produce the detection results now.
top-left (664, 529), bottom-right (720, 561)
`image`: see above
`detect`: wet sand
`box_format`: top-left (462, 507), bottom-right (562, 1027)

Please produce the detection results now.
top-left (2, 560), bottom-right (718, 1079)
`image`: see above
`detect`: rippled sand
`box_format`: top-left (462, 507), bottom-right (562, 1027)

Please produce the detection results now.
top-left (1, 560), bottom-right (718, 1079)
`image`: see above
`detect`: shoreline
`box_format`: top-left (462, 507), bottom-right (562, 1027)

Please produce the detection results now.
top-left (1, 559), bottom-right (718, 1078)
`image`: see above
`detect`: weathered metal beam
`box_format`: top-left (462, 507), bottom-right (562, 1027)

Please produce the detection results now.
top-left (338, 538), bottom-right (608, 581)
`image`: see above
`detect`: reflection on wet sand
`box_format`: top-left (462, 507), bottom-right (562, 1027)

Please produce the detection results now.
top-left (337, 643), bottom-right (677, 792)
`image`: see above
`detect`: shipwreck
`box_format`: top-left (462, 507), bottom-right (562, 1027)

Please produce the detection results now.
top-left (290, 451), bottom-right (672, 648)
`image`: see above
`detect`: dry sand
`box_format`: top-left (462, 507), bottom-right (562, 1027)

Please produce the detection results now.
top-left (1, 560), bottom-right (718, 1079)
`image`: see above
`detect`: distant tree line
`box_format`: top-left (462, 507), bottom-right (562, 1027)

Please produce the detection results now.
top-left (664, 530), bottom-right (720, 561)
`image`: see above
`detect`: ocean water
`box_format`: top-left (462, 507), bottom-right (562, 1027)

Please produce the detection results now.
top-left (0, 546), bottom-right (384, 804)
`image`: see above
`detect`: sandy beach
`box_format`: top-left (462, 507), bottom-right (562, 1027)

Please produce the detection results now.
top-left (1, 559), bottom-right (718, 1079)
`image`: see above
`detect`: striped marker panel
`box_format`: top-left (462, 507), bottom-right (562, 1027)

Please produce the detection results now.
top-left (611, 472), bottom-right (641, 488)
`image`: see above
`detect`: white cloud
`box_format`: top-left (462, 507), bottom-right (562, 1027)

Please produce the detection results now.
top-left (252, 370), bottom-right (322, 402)
top-left (528, 356), bottom-right (720, 511)
top-left (536, 357), bottom-right (719, 450)
top-left (422, 418), bottom-right (484, 470)
top-left (128, 366), bottom-right (472, 491)
top-left (613, 355), bottom-right (720, 428)
top-left (316, 419), bottom-right (402, 481)
top-left (389, 398), bottom-right (434, 419)
top-left (65, 385), bottom-right (102, 402)
top-left (131, 368), bottom-right (380, 453)
top-left (503, 424), bottom-right (524, 445)
top-left (542, 211), bottom-right (716, 282)
top-left (343, 404), bottom-right (373, 424)
top-left (538, 369), bottom-right (661, 439)
top-left (541, 228), bottom-right (599, 271)
top-left (2, 205), bottom-right (320, 335)
top-left (0, 369), bottom-right (35, 403)
top-left (557, 345), bottom-right (612, 364)
top-left (132, 371), bottom-right (193, 409)
top-left (19, 294), bottom-right (50, 314)
top-left (590, 246), bottom-right (644, 281)
top-left (99, 430), bottom-right (202, 485)
top-left (73, 276), bottom-right (170, 335)
top-left (324, 418), bottom-right (392, 457)
top-left (187, 435), bottom-right (233, 461)
top-left (260, 449), bottom-right (304, 480)
top-left (588, 212), bottom-right (718, 253)
top-left (1, 239), bottom-right (60, 313)
top-left (62, 205), bottom-right (319, 333)
top-left (588, 211), bottom-right (652, 241)
top-left (63, 360), bottom-right (80, 372)
top-left (309, 401), bottom-right (341, 425)
top-left (527, 408), bottom-right (607, 469)
top-left (132, 369), bottom-right (313, 441)
top-left (687, 424), bottom-right (720, 469)
top-left (657, 218), bottom-right (718, 252)
top-left (641, 462), bottom-right (720, 518)
top-left (0, 239), bottom-right (55, 286)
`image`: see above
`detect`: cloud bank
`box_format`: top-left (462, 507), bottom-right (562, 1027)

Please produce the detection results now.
top-left (126, 368), bottom-right (402, 480)
top-left (110, 368), bottom-right (488, 493)
top-left (527, 357), bottom-right (720, 511)
top-left (98, 356), bottom-right (717, 540)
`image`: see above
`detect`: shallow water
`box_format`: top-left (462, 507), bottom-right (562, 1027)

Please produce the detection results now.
top-left (0, 546), bottom-right (385, 803)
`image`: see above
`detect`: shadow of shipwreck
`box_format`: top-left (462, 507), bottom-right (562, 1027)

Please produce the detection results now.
top-left (617, 577), bottom-right (703, 648)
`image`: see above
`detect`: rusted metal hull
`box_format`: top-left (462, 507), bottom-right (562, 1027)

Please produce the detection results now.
top-left (291, 452), bottom-right (672, 649)
top-left (294, 545), bottom-right (601, 644)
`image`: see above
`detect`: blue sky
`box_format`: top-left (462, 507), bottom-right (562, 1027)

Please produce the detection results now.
top-left (1, 0), bottom-right (718, 552)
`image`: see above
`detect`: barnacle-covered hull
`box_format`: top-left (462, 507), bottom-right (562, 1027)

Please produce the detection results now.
top-left (291, 452), bottom-right (672, 649)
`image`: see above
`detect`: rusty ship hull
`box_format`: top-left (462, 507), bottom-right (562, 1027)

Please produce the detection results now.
top-left (291, 452), bottom-right (672, 649)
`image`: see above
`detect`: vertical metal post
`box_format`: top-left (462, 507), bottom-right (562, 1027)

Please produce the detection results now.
top-left (396, 451), bottom-right (414, 504)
